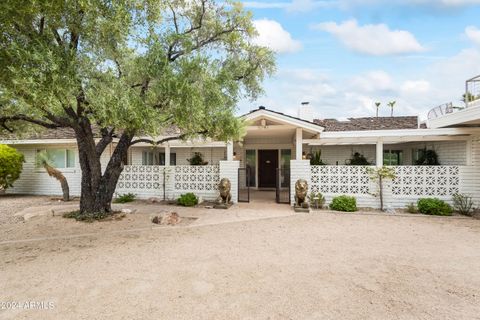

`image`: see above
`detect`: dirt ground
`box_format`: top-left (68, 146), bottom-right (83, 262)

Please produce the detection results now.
top-left (1, 196), bottom-right (480, 319)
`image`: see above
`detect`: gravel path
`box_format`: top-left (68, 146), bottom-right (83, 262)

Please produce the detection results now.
top-left (0, 195), bottom-right (75, 226)
top-left (1, 210), bottom-right (480, 319)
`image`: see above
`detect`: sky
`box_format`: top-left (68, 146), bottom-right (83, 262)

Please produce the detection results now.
top-left (237, 0), bottom-right (480, 120)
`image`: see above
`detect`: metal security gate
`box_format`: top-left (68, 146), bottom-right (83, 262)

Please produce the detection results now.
top-left (238, 167), bottom-right (250, 203)
top-left (276, 167), bottom-right (290, 204)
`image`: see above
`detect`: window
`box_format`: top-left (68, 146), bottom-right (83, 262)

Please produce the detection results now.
top-left (142, 151), bottom-right (155, 165)
top-left (159, 152), bottom-right (176, 166)
top-left (245, 150), bottom-right (256, 187)
top-left (383, 150), bottom-right (403, 165)
top-left (280, 149), bottom-right (291, 188)
top-left (412, 148), bottom-right (426, 163)
top-left (36, 149), bottom-right (75, 169)
top-left (142, 151), bottom-right (176, 165)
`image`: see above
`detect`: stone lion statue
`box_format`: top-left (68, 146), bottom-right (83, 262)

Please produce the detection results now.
top-left (295, 179), bottom-right (309, 208)
top-left (218, 178), bottom-right (232, 204)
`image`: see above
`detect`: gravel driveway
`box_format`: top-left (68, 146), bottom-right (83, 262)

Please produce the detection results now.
top-left (1, 202), bottom-right (479, 320)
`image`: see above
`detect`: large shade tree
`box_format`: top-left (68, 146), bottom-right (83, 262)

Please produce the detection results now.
top-left (0, 0), bottom-right (275, 215)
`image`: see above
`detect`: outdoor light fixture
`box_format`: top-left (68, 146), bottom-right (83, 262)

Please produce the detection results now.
top-left (260, 119), bottom-right (268, 129)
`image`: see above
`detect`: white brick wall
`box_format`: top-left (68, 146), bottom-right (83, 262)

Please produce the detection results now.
top-left (219, 161), bottom-right (240, 203)
top-left (290, 160), bottom-right (311, 205)
top-left (8, 144), bottom-right (111, 197)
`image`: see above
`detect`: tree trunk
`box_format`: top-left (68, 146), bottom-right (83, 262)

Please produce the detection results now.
top-left (44, 164), bottom-right (70, 201)
top-left (74, 122), bottom-right (133, 215)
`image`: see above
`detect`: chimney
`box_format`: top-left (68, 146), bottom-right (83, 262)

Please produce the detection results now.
top-left (298, 102), bottom-right (314, 122)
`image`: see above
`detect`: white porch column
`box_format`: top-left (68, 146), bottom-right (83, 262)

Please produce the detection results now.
top-left (226, 141), bottom-right (234, 161)
top-left (295, 128), bottom-right (303, 160)
top-left (376, 139), bottom-right (383, 167)
top-left (165, 144), bottom-right (170, 166)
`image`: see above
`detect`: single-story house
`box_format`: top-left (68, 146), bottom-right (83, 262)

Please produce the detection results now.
top-left (2, 93), bottom-right (480, 208)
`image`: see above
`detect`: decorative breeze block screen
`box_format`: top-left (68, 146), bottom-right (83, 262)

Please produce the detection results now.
top-left (391, 166), bottom-right (459, 196)
top-left (117, 165), bottom-right (165, 190)
top-left (311, 165), bottom-right (371, 195)
top-left (174, 165), bottom-right (220, 192)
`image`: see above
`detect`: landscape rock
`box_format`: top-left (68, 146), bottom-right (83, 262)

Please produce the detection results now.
top-left (147, 197), bottom-right (162, 204)
top-left (121, 208), bottom-right (136, 214)
top-left (152, 212), bottom-right (182, 225)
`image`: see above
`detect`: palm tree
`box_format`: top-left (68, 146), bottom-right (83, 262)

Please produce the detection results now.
top-left (36, 151), bottom-right (70, 201)
top-left (375, 102), bottom-right (381, 118)
top-left (387, 101), bottom-right (396, 117)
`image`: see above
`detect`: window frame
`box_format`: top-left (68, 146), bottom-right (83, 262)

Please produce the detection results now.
top-left (36, 148), bottom-right (76, 170)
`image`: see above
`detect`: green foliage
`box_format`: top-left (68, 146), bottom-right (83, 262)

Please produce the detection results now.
top-left (0, 144), bottom-right (24, 190)
top-left (309, 151), bottom-right (326, 165)
top-left (452, 193), bottom-right (474, 216)
top-left (187, 152), bottom-right (207, 165)
top-left (348, 152), bottom-right (370, 165)
top-left (367, 166), bottom-right (396, 211)
top-left (415, 148), bottom-right (440, 165)
top-left (0, 0), bottom-right (275, 141)
top-left (406, 202), bottom-right (417, 213)
top-left (309, 192), bottom-right (325, 208)
top-left (177, 192), bottom-right (198, 207)
top-left (329, 195), bottom-right (357, 212)
top-left (113, 193), bottom-right (136, 203)
top-left (417, 198), bottom-right (453, 216)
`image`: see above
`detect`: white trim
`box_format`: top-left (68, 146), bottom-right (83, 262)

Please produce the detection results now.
top-left (243, 109), bottom-right (324, 134)
top-left (1, 139), bottom-right (79, 145)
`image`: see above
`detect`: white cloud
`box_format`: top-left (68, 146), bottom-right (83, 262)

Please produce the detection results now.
top-left (314, 19), bottom-right (425, 55)
top-left (243, 0), bottom-right (335, 12)
top-left (351, 71), bottom-right (394, 92)
top-left (253, 19), bottom-right (302, 53)
top-left (465, 26), bottom-right (480, 46)
top-left (401, 80), bottom-right (431, 95)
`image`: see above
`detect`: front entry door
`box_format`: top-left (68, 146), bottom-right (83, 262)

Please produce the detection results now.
top-left (258, 150), bottom-right (278, 188)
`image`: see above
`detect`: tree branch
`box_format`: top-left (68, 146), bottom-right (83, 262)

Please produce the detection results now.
top-left (0, 115), bottom-right (64, 131)
top-left (95, 128), bottom-right (115, 156)
top-left (129, 130), bottom-right (208, 146)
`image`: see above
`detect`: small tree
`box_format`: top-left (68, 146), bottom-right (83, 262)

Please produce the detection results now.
top-left (0, 144), bottom-right (24, 190)
top-left (367, 166), bottom-right (396, 211)
top-left (36, 151), bottom-right (70, 201)
top-left (387, 101), bottom-right (396, 117)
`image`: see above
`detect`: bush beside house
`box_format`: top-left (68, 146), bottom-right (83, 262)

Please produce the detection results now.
top-left (330, 195), bottom-right (357, 212)
top-left (417, 198), bottom-right (453, 216)
top-left (0, 144), bottom-right (24, 191)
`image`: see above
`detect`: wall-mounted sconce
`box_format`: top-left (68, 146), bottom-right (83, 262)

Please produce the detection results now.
top-left (260, 119), bottom-right (268, 129)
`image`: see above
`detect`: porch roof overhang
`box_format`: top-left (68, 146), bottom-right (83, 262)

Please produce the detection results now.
top-left (304, 128), bottom-right (480, 145)
top-left (241, 107), bottom-right (324, 135)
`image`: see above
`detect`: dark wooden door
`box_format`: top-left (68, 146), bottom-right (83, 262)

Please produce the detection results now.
top-left (258, 150), bottom-right (278, 188)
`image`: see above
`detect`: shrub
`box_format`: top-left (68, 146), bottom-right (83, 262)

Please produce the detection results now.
top-left (309, 151), bottom-right (326, 165)
top-left (177, 193), bottom-right (198, 207)
top-left (113, 193), bottom-right (136, 203)
top-left (0, 144), bottom-right (24, 190)
top-left (348, 152), bottom-right (370, 165)
top-left (329, 195), bottom-right (357, 212)
top-left (417, 198), bottom-right (453, 216)
top-left (415, 148), bottom-right (440, 165)
top-left (452, 193), bottom-right (474, 216)
top-left (187, 152), bottom-right (208, 165)
top-left (309, 192), bottom-right (325, 208)
top-left (406, 202), bottom-right (417, 213)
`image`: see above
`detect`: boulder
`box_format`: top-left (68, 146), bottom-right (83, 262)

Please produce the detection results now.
top-left (121, 208), bottom-right (136, 214)
top-left (161, 212), bottom-right (181, 225)
top-left (147, 197), bottom-right (162, 204)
